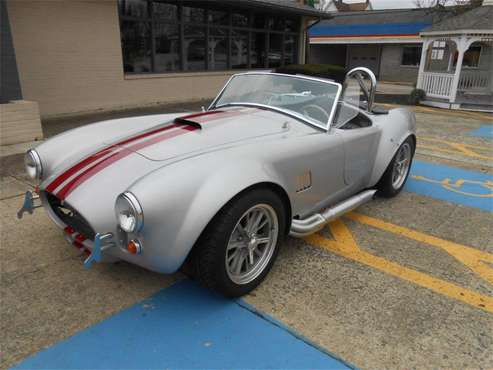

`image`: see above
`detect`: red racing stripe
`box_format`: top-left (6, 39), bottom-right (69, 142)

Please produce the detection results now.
top-left (46, 123), bottom-right (180, 193)
top-left (49, 108), bottom-right (251, 197)
top-left (56, 126), bottom-right (198, 200)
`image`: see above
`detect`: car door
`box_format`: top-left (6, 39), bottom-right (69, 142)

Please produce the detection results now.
top-left (334, 68), bottom-right (381, 190)
top-left (338, 124), bottom-right (380, 189)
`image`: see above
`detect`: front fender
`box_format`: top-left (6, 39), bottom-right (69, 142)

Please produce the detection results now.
top-left (368, 108), bottom-right (416, 186)
top-left (130, 154), bottom-right (290, 273)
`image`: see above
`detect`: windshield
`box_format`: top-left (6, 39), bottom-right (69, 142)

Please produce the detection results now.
top-left (211, 73), bottom-right (341, 129)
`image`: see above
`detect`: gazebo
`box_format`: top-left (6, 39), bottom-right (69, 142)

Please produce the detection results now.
top-left (416, 2), bottom-right (493, 111)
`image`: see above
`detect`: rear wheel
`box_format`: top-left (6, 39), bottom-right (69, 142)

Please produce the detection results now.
top-left (193, 189), bottom-right (286, 297)
top-left (377, 137), bottom-right (414, 198)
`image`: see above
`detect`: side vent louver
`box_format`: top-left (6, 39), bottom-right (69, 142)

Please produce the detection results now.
top-left (296, 171), bottom-right (312, 193)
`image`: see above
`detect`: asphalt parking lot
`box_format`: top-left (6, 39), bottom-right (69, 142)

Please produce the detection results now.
top-left (1, 105), bottom-right (492, 369)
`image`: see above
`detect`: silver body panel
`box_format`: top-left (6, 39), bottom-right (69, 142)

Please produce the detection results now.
top-left (31, 73), bottom-right (416, 274)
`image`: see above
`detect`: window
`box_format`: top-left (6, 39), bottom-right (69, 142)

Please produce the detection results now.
top-left (121, 20), bottom-right (152, 73)
top-left (431, 40), bottom-right (446, 60)
top-left (401, 46), bottom-right (421, 66)
top-left (118, 0), bottom-right (300, 74)
top-left (462, 45), bottom-right (482, 68)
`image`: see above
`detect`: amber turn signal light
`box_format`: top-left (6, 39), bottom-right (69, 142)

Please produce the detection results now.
top-left (127, 239), bottom-right (143, 255)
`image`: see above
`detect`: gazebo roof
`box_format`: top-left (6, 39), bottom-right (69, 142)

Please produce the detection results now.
top-left (421, 5), bottom-right (493, 35)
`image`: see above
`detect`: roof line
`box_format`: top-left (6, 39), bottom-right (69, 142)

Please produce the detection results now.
top-left (420, 29), bottom-right (493, 36)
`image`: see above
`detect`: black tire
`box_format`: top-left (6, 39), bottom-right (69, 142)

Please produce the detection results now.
top-left (192, 188), bottom-right (286, 297)
top-left (377, 136), bottom-right (415, 198)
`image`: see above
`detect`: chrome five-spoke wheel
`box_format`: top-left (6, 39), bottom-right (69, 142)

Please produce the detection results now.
top-left (225, 204), bottom-right (279, 285)
top-left (391, 142), bottom-right (412, 190)
top-left (193, 188), bottom-right (285, 297)
top-left (377, 137), bottom-right (415, 198)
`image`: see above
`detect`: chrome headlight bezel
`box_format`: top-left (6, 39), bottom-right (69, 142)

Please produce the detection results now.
top-left (24, 149), bottom-right (43, 180)
top-left (115, 192), bottom-right (144, 233)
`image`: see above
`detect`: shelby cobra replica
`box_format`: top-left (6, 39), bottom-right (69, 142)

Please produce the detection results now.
top-left (19, 68), bottom-right (416, 297)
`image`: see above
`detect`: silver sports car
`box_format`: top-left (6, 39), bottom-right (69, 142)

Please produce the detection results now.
top-left (19, 68), bottom-right (416, 297)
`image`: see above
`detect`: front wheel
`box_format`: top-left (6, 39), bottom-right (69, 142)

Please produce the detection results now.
top-left (193, 188), bottom-right (286, 297)
top-left (377, 137), bottom-right (415, 198)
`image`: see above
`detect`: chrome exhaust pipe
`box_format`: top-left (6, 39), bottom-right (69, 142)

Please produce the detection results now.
top-left (290, 189), bottom-right (377, 237)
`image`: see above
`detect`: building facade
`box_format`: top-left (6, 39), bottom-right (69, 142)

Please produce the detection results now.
top-left (2, 0), bottom-right (326, 119)
top-left (309, 8), bottom-right (433, 83)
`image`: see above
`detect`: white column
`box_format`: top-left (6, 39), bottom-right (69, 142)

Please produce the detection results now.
top-left (446, 43), bottom-right (455, 72)
top-left (449, 37), bottom-right (467, 103)
top-left (416, 39), bottom-right (432, 89)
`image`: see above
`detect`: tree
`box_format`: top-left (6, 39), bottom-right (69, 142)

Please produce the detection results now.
top-left (315, 0), bottom-right (373, 12)
top-left (414, 0), bottom-right (483, 18)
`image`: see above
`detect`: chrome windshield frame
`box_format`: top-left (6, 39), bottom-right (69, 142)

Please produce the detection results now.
top-left (208, 72), bottom-right (342, 132)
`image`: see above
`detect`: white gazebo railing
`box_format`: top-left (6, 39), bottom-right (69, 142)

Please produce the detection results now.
top-left (420, 72), bottom-right (454, 99)
top-left (417, 30), bottom-right (493, 108)
top-left (458, 70), bottom-right (492, 92)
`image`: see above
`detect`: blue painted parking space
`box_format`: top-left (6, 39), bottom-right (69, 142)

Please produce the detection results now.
top-left (407, 160), bottom-right (493, 212)
top-left (469, 125), bottom-right (493, 139)
top-left (13, 279), bottom-right (352, 370)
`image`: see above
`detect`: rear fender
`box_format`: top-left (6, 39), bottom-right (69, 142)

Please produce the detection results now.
top-left (368, 108), bottom-right (416, 186)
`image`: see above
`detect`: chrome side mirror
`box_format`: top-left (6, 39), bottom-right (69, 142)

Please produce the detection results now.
top-left (343, 67), bottom-right (377, 113)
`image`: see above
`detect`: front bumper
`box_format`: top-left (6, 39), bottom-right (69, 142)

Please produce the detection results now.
top-left (18, 190), bottom-right (117, 268)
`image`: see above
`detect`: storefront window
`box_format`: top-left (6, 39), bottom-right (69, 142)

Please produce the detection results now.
top-left (232, 31), bottom-right (248, 69)
top-left (251, 32), bottom-right (267, 69)
top-left (153, 2), bottom-right (177, 20)
top-left (284, 35), bottom-right (297, 66)
top-left (182, 6), bottom-right (205, 23)
top-left (232, 11), bottom-right (249, 27)
top-left (210, 9), bottom-right (229, 25)
top-left (118, 0), bottom-right (299, 74)
top-left (155, 23), bottom-right (180, 72)
top-left (184, 26), bottom-right (206, 71)
top-left (268, 33), bottom-right (283, 68)
top-left (210, 28), bottom-right (228, 70)
top-left (119, 0), bottom-right (149, 18)
top-left (121, 21), bottom-right (152, 73)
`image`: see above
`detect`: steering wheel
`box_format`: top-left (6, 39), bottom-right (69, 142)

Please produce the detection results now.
top-left (302, 104), bottom-right (330, 123)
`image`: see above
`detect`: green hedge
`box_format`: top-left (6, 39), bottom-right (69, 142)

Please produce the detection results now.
top-left (275, 64), bottom-right (347, 83)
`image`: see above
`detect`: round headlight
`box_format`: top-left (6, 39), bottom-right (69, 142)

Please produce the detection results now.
top-left (115, 192), bottom-right (143, 233)
top-left (25, 149), bottom-right (42, 180)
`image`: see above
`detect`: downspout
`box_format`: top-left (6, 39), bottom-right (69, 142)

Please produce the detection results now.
top-left (304, 18), bottom-right (322, 64)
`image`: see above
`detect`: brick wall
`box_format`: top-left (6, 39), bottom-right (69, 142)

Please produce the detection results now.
top-left (7, 0), bottom-right (235, 118)
top-left (379, 44), bottom-right (420, 83)
top-left (0, 101), bottom-right (43, 145)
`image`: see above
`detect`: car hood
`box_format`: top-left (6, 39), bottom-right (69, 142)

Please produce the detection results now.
top-left (111, 107), bottom-right (294, 161)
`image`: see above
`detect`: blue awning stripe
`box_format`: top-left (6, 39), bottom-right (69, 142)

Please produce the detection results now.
top-left (310, 22), bottom-right (431, 37)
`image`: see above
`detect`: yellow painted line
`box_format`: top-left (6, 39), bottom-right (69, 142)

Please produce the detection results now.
top-left (415, 106), bottom-right (493, 121)
top-left (378, 103), bottom-right (493, 122)
top-left (305, 219), bottom-right (493, 314)
top-left (418, 137), bottom-right (493, 161)
top-left (346, 212), bottom-right (493, 286)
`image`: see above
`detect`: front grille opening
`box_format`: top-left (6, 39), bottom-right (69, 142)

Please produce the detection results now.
top-left (45, 192), bottom-right (96, 240)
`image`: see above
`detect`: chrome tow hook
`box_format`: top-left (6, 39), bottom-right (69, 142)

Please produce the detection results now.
top-left (83, 232), bottom-right (115, 269)
top-left (17, 191), bottom-right (42, 219)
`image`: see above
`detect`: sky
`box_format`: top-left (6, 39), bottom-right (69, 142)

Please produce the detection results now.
top-left (318, 0), bottom-right (418, 10)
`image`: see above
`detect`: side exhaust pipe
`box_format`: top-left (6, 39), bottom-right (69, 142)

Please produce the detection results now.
top-left (290, 189), bottom-right (377, 238)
